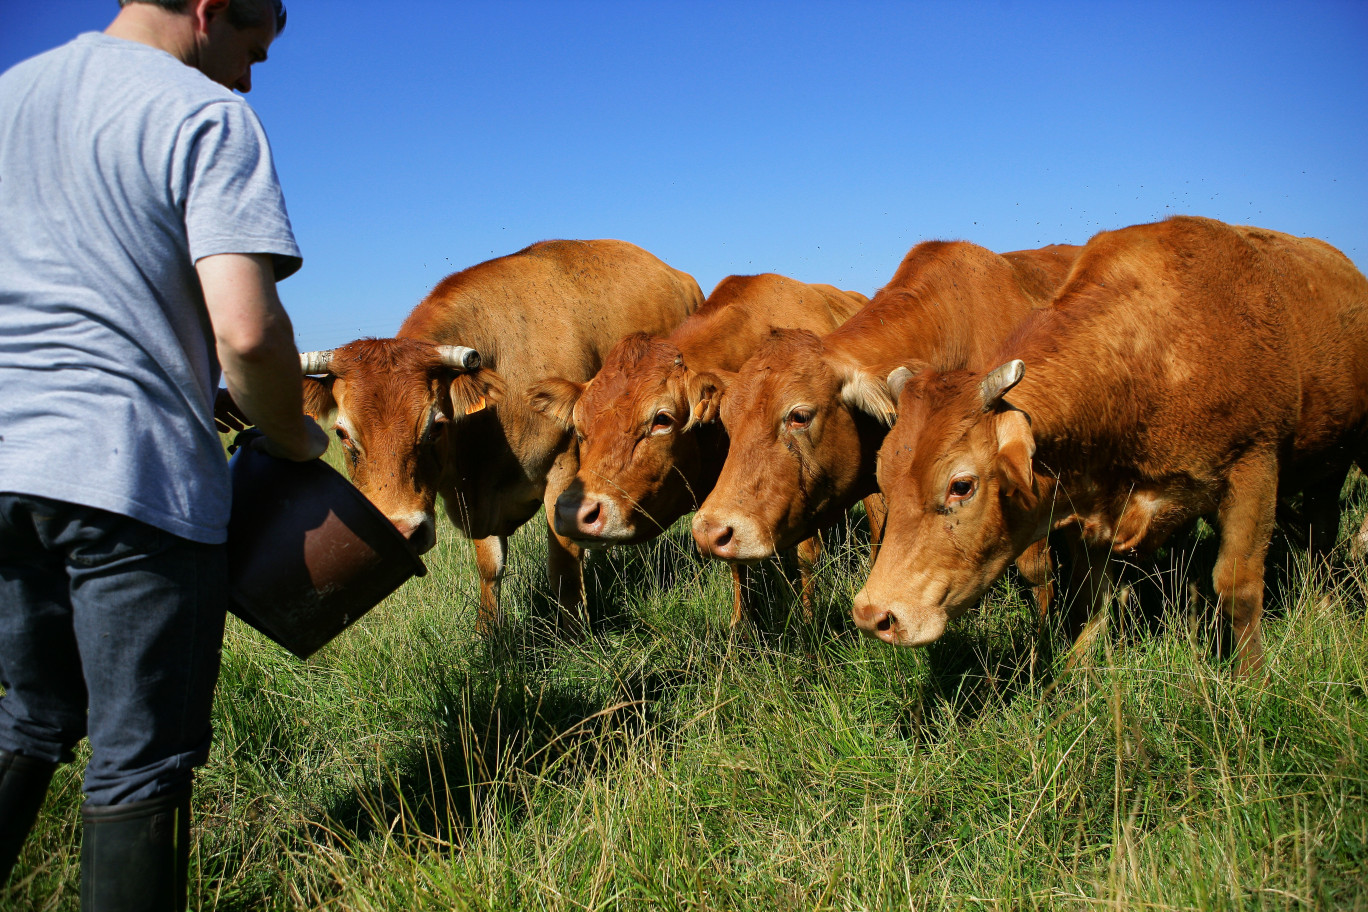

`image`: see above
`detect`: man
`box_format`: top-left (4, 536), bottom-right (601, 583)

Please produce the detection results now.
top-left (0, 1), bottom-right (328, 908)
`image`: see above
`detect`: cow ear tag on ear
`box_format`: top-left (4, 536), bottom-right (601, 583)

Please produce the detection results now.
top-left (465, 396), bottom-right (487, 416)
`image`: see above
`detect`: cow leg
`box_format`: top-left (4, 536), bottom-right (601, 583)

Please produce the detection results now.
top-left (793, 535), bottom-right (823, 621)
top-left (862, 493), bottom-right (887, 566)
top-left (1061, 534), bottom-right (1115, 668)
top-left (1354, 455), bottom-right (1368, 561)
top-left (1212, 453), bottom-right (1278, 676)
top-left (473, 534), bottom-right (507, 636)
top-left (729, 564), bottom-right (753, 630)
top-left (542, 444), bottom-right (588, 637)
top-left (546, 525), bottom-right (587, 638)
top-left (1015, 538), bottom-right (1055, 622)
top-left (1281, 464), bottom-right (1350, 559)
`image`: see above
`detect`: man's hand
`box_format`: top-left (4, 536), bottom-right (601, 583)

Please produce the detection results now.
top-left (256, 415), bottom-right (330, 461)
top-left (214, 387), bottom-right (250, 433)
top-left (198, 252), bottom-right (327, 462)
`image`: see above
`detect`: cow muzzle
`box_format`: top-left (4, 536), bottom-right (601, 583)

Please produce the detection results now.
top-left (390, 511), bottom-right (437, 555)
top-left (553, 491), bottom-right (630, 546)
top-left (851, 590), bottom-right (947, 647)
top-left (690, 511), bottom-right (772, 563)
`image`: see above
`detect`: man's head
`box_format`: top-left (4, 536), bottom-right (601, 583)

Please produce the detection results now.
top-left (114, 0), bottom-right (286, 92)
top-left (118, 0), bottom-right (286, 33)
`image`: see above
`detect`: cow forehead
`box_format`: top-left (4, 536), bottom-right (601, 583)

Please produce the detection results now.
top-left (722, 346), bottom-right (837, 425)
top-left (330, 339), bottom-right (443, 429)
top-left (885, 394), bottom-right (993, 487)
top-left (579, 339), bottom-right (682, 422)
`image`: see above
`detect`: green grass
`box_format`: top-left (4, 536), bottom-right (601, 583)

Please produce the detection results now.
top-left (5, 460), bottom-right (1367, 911)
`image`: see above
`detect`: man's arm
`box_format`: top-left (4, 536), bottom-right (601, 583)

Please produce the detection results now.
top-left (197, 252), bottom-right (328, 461)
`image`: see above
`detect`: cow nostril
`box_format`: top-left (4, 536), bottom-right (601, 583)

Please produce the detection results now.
top-left (713, 526), bottom-right (734, 548)
top-left (875, 612), bottom-right (892, 633)
top-left (581, 502), bottom-right (600, 526)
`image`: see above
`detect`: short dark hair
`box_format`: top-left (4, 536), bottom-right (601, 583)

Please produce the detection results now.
top-left (117, 0), bottom-right (287, 34)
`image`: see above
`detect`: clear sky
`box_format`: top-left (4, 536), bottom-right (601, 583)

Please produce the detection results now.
top-left (5, 1), bottom-right (1366, 352)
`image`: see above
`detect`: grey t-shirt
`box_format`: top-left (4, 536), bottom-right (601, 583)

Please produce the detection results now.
top-left (0, 32), bottom-right (302, 543)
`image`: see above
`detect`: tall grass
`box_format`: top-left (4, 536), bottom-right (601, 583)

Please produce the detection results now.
top-left (5, 463), bottom-right (1366, 911)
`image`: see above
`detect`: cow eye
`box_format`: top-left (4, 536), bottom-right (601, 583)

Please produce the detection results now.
top-left (947, 476), bottom-right (977, 502)
top-left (334, 427), bottom-right (353, 449)
top-left (650, 411), bottom-right (675, 435)
top-left (787, 407), bottom-right (814, 430)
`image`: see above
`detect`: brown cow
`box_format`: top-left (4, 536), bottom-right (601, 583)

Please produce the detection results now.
top-left (299, 239), bottom-right (703, 634)
top-left (527, 274), bottom-right (869, 626)
top-left (852, 216), bottom-right (1368, 675)
top-left (690, 241), bottom-right (1081, 610)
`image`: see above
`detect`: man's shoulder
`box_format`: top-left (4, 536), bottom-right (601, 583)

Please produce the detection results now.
top-left (3, 32), bottom-right (245, 118)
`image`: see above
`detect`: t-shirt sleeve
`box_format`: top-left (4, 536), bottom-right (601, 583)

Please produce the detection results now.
top-left (179, 99), bottom-right (303, 281)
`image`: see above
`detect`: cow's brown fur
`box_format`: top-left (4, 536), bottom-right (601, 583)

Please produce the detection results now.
top-left (854, 217), bottom-right (1368, 675)
top-left (690, 241), bottom-right (1081, 569)
top-left (527, 274), bottom-right (868, 626)
top-left (302, 240), bottom-right (703, 634)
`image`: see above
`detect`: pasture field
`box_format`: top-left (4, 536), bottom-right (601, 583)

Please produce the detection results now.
top-left (5, 454), bottom-right (1366, 911)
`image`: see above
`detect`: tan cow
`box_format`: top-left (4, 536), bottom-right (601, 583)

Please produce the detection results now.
top-left (690, 241), bottom-right (1081, 611)
top-left (853, 216), bottom-right (1368, 675)
top-left (299, 239), bottom-right (703, 635)
top-left (527, 274), bottom-right (869, 626)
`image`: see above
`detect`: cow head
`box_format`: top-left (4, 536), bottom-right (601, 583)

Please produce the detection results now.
top-left (299, 338), bottom-right (504, 554)
top-left (690, 329), bottom-right (896, 562)
top-left (527, 332), bottom-right (724, 546)
top-left (852, 359), bottom-right (1051, 645)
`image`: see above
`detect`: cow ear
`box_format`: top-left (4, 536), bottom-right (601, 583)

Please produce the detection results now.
top-left (449, 367), bottom-right (506, 420)
top-left (995, 407), bottom-right (1037, 507)
top-left (526, 377), bottom-right (584, 429)
top-left (837, 362), bottom-right (897, 427)
top-left (682, 369), bottom-right (725, 429)
top-left (302, 376), bottom-right (338, 428)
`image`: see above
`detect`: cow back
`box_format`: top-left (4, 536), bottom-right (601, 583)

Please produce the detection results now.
top-left (672, 274), bottom-right (868, 373)
top-left (829, 240), bottom-right (1079, 377)
top-left (1004, 217), bottom-right (1368, 487)
top-left (398, 239), bottom-right (704, 537)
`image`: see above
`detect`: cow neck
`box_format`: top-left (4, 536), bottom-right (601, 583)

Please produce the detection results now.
top-left (827, 268), bottom-right (1032, 378)
top-left (1002, 308), bottom-right (1148, 509)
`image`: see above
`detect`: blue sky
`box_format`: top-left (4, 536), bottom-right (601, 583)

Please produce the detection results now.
top-left (5, 1), bottom-right (1366, 352)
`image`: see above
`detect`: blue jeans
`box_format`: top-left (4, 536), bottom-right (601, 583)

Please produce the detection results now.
top-left (0, 494), bottom-right (226, 806)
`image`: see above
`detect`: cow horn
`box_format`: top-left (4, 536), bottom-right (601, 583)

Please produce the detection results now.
top-left (887, 366), bottom-right (915, 402)
top-left (435, 345), bottom-right (481, 371)
top-left (979, 360), bottom-right (1025, 411)
top-left (300, 350), bottom-right (334, 375)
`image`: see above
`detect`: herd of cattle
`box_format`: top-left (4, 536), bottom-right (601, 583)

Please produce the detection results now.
top-left (292, 216), bottom-right (1368, 675)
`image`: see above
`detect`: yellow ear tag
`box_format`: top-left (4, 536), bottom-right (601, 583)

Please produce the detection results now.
top-left (464, 396), bottom-right (487, 416)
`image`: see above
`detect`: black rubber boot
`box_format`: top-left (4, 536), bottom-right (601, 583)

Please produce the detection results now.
top-left (80, 786), bottom-right (191, 912)
top-left (0, 748), bottom-right (57, 884)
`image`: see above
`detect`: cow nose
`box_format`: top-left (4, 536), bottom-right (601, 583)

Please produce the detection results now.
top-left (576, 499), bottom-right (604, 534)
top-left (851, 592), bottom-right (899, 644)
top-left (692, 514), bottom-right (737, 559)
top-left (554, 495), bottom-right (604, 538)
top-left (393, 515), bottom-right (437, 554)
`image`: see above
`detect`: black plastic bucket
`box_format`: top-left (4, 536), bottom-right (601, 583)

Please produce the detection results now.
top-left (226, 430), bottom-right (426, 658)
